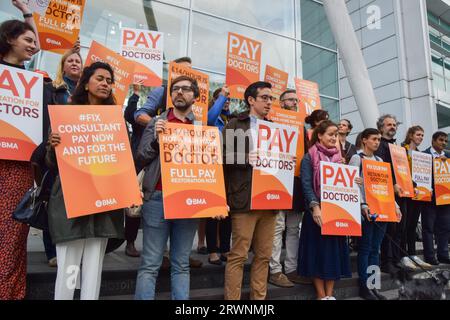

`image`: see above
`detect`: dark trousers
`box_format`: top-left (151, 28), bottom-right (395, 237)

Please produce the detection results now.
top-left (357, 218), bottom-right (387, 287)
top-left (381, 197), bottom-right (408, 266)
top-left (205, 216), bottom-right (231, 254)
top-left (421, 204), bottom-right (450, 260)
top-left (405, 199), bottom-right (422, 256)
top-left (125, 215), bottom-right (141, 243)
top-left (43, 229), bottom-right (56, 260)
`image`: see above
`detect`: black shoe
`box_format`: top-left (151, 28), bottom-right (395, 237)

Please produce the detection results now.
top-left (425, 258), bottom-right (440, 266)
top-left (359, 286), bottom-right (378, 300)
top-left (437, 257), bottom-right (450, 265)
top-left (220, 254), bottom-right (228, 262)
top-left (197, 246), bottom-right (208, 255)
top-left (380, 263), bottom-right (400, 274)
top-left (371, 289), bottom-right (388, 300)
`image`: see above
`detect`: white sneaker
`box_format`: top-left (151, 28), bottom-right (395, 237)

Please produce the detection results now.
top-left (399, 256), bottom-right (418, 271)
top-left (320, 296), bottom-right (329, 300)
top-left (327, 296), bottom-right (336, 300)
top-left (411, 256), bottom-right (433, 270)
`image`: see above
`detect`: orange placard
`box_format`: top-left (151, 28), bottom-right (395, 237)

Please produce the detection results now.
top-left (362, 159), bottom-right (397, 222)
top-left (226, 32), bottom-right (261, 99)
top-left (0, 65), bottom-right (43, 161)
top-left (264, 65), bottom-right (288, 108)
top-left (159, 123), bottom-right (228, 219)
top-left (48, 105), bottom-right (142, 218)
top-left (267, 107), bottom-right (304, 176)
top-left (389, 144), bottom-right (414, 198)
top-left (33, 0), bottom-right (86, 54)
top-left (120, 27), bottom-right (163, 87)
top-left (320, 162), bottom-right (361, 236)
top-left (166, 62), bottom-right (209, 125)
top-left (434, 158), bottom-right (450, 206)
top-left (85, 41), bottom-right (135, 106)
top-left (251, 120), bottom-right (298, 210)
top-left (295, 78), bottom-right (321, 122)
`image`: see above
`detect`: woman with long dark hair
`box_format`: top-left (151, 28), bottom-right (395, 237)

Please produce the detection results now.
top-left (297, 120), bottom-right (351, 300)
top-left (0, 1), bottom-right (40, 299)
top-left (46, 62), bottom-right (124, 300)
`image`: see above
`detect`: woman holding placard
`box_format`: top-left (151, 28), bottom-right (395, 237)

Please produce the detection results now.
top-left (297, 120), bottom-right (351, 300)
top-left (46, 62), bottom-right (124, 300)
top-left (0, 0), bottom-right (40, 300)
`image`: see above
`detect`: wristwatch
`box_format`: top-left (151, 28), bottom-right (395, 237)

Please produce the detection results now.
top-left (23, 13), bottom-right (33, 18)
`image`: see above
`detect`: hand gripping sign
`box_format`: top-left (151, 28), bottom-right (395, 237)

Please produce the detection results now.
top-left (250, 120), bottom-right (298, 210)
top-left (33, 0), bottom-right (86, 54)
top-left (48, 105), bottom-right (142, 218)
top-left (320, 162), bottom-right (361, 236)
top-left (0, 65), bottom-right (43, 161)
top-left (362, 159), bottom-right (397, 222)
top-left (120, 27), bottom-right (163, 87)
top-left (159, 123), bottom-right (228, 219)
top-left (411, 151), bottom-right (433, 202)
top-left (226, 32), bottom-right (261, 100)
top-left (389, 144), bottom-right (414, 198)
top-left (434, 158), bottom-right (450, 206)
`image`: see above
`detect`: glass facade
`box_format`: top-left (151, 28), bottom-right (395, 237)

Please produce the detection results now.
top-left (0, 0), bottom-right (339, 119)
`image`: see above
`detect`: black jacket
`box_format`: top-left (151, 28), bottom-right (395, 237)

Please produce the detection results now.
top-left (375, 136), bottom-right (397, 184)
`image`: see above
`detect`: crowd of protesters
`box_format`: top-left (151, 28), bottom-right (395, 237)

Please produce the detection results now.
top-left (0, 1), bottom-right (449, 301)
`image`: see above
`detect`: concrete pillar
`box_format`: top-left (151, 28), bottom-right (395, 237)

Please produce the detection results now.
top-left (323, 0), bottom-right (380, 128)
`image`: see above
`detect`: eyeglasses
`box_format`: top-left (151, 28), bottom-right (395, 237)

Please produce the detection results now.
top-left (256, 95), bottom-right (276, 102)
top-left (171, 86), bottom-right (193, 94)
top-left (281, 98), bottom-right (298, 103)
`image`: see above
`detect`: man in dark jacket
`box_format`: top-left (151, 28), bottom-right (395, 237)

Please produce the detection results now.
top-left (338, 119), bottom-right (358, 164)
top-left (223, 81), bottom-right (277, 300)
top-left (421, 131), bottom-right (450, 265)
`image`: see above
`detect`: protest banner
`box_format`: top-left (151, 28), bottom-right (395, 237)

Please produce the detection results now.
top-left (267, 107), bottom-right (304, 176)
top-left (264, 65), bottom-right (288, 108)
top-left (389, 144), bottom-right (415, 197)
top-left (294, 78), bottom-right (321, 121)
top-left (33, 0), bottom-right (86, 54)
top-left (320, 162), bottom-right (361, 236)
top-left (412, 151), bottom-right (432, 201)
top-left (85, 41), bottom-right (135, 106)
top-left (362, 159), bottom-right (397, 222)
top-left (251, 120), bottom-right (298, 210)
top-left (159, 123), bottom-right (228, 219)
top-left (27, 0), bottom-right (50, 16)
top-left (434, 158), bottom-right (450, 206)
top-left (48, 105), bottom-right (142, 218)
top-left (120, 27), bottom-right (163, 87)
top-left (0, 65), bottom-right (43, 161)
top-left (166, 62), bottom-right (209, 124)
top-left (226, 32), bottom-right (261, 99)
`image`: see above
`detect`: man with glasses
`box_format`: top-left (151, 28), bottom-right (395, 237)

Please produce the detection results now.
top-left (134, 75), bottom-right (206, 300)
top-left (268, 89), bottom-right (309, 288)
top-left (223, 81), bottom-right (278, 300)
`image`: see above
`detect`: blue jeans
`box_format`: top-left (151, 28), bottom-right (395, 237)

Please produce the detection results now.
top-left (357, 217), bottom-right (387, 287)
top-left (134, 191), bottom-right (198, 300)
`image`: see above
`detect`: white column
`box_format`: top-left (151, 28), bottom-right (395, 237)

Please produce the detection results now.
top-left (323, 0), bottom-right (380, 128)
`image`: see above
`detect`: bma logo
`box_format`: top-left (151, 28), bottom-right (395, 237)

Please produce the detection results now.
top-left (186, 198), bottom-right (207, 206)
top-left (1, 142), bottom-right (18, 150)
top-left (335, 221), bottom-right (349, 228)
top-left (266, 193), bottom-right (280, 201)
top-left (95, 198), bottom-right (118, 208)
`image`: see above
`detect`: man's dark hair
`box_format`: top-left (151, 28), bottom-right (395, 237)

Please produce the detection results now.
top-left (0, 20), bottom-right (35, 57)
top-left (244, 81), bottom-right (272, 107)
top-left (71, 62), bottom-right (116, 105)
top-left (432, 131), bottom-right (448, 142)
top-left (170, 75), bottom-right (200, 99)
top-left (305, 109), bottom-right (329, 128)
top-left (279, 89), bottom-right (296, 102)
top-left (341, 119), bottom-right (353, 133)
top-left (174, 56), bottom-right (192, 64)
top-left (360, 128), bottom-right (381, 141)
